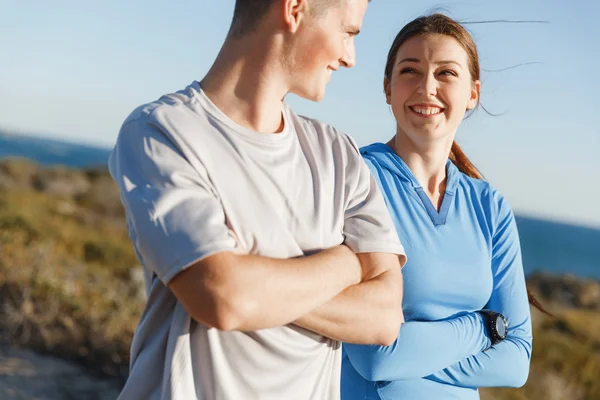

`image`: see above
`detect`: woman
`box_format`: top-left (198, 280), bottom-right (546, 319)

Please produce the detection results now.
top-left (342, 14), bottom-right (536, 400)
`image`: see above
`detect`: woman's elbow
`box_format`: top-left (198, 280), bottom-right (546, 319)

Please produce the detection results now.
top-left (506, 352), bottom-right (531, 388)
top-left (345, 348), bottom-right (387, 382)
top-left (355, 359), bottom-right (413, 382)
top-left (506, 368), bottom-right (529, 388)
top-left (346, 348), bottom-right (407, 382)
top-left (354, 360), bottom-right (388, 382)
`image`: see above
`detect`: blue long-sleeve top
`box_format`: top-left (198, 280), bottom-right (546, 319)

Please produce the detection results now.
top-left (342, 143), bottom-right (532, 400)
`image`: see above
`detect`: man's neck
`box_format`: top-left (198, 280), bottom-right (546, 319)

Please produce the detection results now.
top-left (201, 35), bottom-right (289, 134)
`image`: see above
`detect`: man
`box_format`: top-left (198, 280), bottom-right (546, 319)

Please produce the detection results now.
top-left (109, 1), bottom-right (406, 399)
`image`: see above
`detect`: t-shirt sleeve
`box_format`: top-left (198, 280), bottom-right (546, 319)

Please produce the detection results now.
top-left (341, 135), bottom-right (406, 259)
top-left (108, 117), bottom-right (239, 284)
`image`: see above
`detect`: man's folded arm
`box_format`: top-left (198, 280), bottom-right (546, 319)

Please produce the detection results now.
top-left (295, 252), bottom-right (404, 346)
top-left (110, 119), bottom-right (363, 332)
top-left (168, 246), bottom-right (363, 331)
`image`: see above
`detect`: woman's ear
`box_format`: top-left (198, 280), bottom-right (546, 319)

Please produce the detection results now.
top-left (467, 80), bottom-right (481, 110)
top-left (384, 77), bottom-right (392, 105)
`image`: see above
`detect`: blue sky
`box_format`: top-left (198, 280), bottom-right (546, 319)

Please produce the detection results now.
top-left (1, 1), bottom-right (598, 228)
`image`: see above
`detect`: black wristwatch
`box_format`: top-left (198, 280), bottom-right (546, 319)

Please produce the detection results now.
top-left (478, 309), bottom-right (508, 346)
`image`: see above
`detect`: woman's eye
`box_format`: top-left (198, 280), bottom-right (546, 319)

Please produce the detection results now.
top-left (399, 68), bottom-right (417, 74)
top-left (440, 70), bottom-right (458, 77)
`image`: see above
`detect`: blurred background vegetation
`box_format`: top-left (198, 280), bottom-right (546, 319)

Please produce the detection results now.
top-left (0, 156), bottom-right (598, 399)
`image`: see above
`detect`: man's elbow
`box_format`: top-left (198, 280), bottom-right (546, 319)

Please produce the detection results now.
top-left (206, 298), bottom-right (246, 331)
top-left (376, 287), bottom-right (403, 346)
top-left (170, 253), bottom-right (261, 331)
top-left (191, 291), bottom-right (258, 331)
top-left (374, 318), bottom-right (402, 346)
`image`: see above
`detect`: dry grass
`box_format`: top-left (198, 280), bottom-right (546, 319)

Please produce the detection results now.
top-left (0, 160), bottom-right (143, 381)
top-left (481, 309), bottom-right (600, 400)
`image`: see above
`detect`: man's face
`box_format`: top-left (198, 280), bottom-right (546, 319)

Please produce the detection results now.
top-left (287, 0), bottom-right (368, 102)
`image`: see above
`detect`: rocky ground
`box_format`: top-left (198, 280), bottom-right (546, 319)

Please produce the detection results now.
top-left (0, 345), bottom-right (120, 400)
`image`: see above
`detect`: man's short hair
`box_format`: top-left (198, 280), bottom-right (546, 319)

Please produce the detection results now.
top-left (230, 0), bottom-right (341, 38)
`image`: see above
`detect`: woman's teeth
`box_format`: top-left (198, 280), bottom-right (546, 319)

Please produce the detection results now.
top-left (411, 106), bottom-right (442, 115)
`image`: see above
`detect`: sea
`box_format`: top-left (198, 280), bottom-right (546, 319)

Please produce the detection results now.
top-left (1, 131), bottom-right (598, 280)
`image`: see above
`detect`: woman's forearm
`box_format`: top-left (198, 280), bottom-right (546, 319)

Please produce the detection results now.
top-left (344, 312), bottom-right (491, 381)
top-left (425, 330), bottom-right (532, 388)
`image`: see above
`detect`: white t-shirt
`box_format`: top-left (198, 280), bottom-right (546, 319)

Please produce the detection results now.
top-left (109, 81), bottom-right (405, 400)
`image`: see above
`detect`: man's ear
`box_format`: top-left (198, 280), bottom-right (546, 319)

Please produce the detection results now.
top-left (384, 77), bottom-right (392, 105)
top-left (282, 0), bottom-right (309, 33)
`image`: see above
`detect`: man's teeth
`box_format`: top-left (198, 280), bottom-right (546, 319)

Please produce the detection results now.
top-left (412, 107), bottom-right (442, 115)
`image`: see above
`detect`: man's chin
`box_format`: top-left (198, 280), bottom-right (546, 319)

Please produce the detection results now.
top-left (290, 87), bottom-right (327, 103)
top-left (310, 92), bottom-right (326, 103)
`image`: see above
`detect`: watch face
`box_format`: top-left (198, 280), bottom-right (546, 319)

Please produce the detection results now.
top-left (495, 317), bottom-right (507, 338)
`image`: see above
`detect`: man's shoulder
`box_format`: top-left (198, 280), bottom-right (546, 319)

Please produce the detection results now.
top-left (122, 84), bottom-right (198, 129)
top-left (110, 84), bottom-right (203, 173)
top-left (290, 111), bottom-right (359, 154)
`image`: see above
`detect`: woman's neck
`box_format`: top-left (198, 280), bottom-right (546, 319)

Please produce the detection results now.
top-left (388, 131), bottom-right (455, 210)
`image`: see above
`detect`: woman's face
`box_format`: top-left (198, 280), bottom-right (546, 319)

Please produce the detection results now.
top-left (385, 34), bottom-right (480, 146)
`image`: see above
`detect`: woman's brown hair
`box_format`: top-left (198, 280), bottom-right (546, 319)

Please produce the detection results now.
top-left (384, 13), bottom-right (552, 316)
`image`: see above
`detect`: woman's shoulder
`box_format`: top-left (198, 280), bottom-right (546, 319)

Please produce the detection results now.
top-left (456, 169), bottom-right (503, 200)
top-left (455, 170), bottom-right (515, 226)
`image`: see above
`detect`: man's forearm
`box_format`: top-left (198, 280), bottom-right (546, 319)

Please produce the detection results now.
top-left (171, 245), bottom-right (363, 331)
top-left (295, 254), bottom-right (404, 346)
